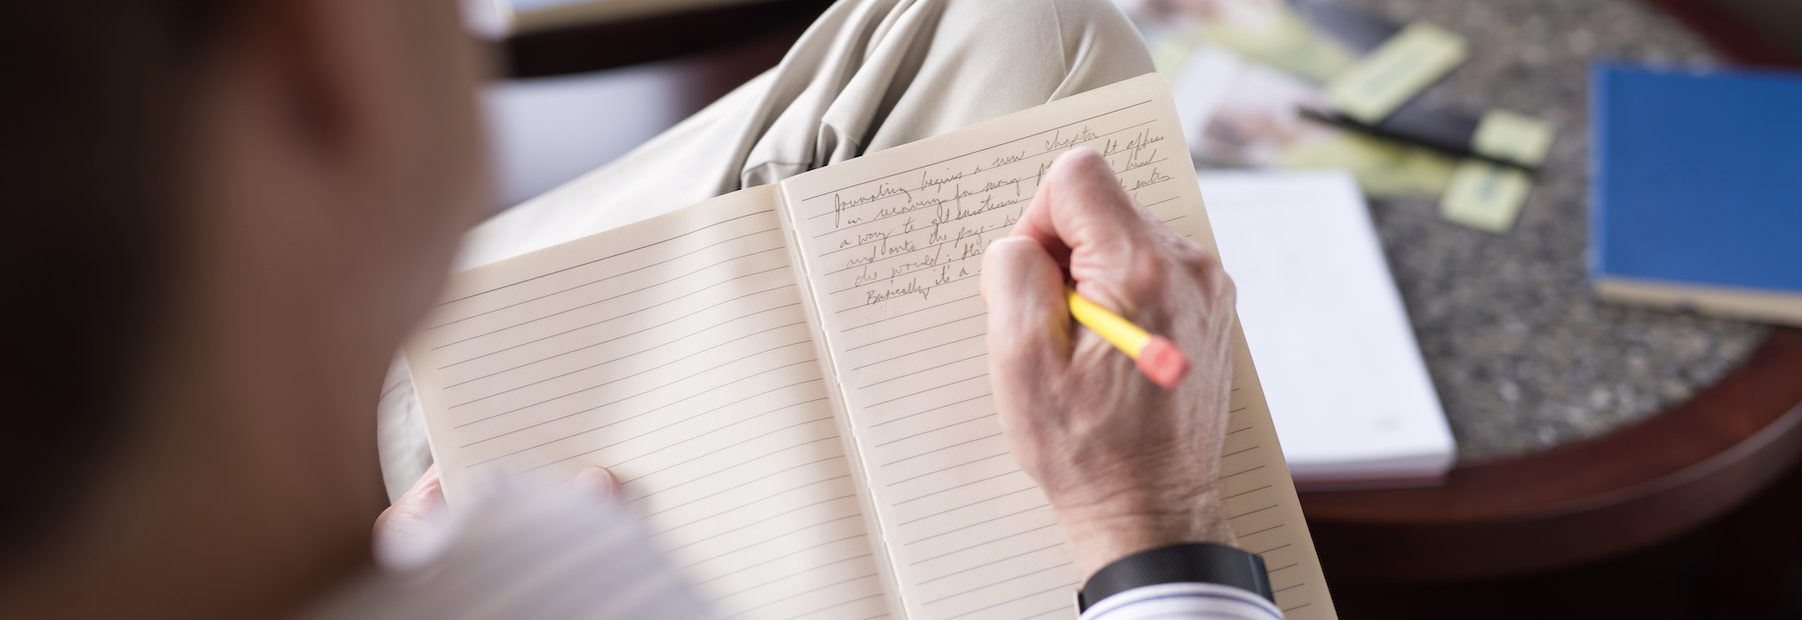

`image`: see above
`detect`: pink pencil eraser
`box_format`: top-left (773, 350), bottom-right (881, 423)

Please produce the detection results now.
top-left (1135, 336), bottom-right (1189, 389)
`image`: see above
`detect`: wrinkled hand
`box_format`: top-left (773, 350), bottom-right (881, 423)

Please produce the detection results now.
top-left (983, 148), bottom-right (1238, 577)
top-left (373, 465), bottom-right (618, 570)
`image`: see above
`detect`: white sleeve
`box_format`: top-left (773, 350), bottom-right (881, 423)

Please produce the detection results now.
top-left (1079, 582), bottom-right (1284, 620)
top-left (299, 485), bottom-right (718, 620)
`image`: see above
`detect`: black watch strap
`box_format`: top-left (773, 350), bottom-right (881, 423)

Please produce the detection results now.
top-left (1076, 543), bottom-right (1272, 612)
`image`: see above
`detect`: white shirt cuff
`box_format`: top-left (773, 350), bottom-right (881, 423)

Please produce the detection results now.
top-left (1079, 582), bottom-right (1284, 620)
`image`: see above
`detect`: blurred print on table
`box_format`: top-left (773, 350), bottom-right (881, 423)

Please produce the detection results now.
top-left (1115, 0), bottom-right (1554, 233)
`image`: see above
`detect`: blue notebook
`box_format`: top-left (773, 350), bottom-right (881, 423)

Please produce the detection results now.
top-left (1590, 63), bottom-right (1802, 326)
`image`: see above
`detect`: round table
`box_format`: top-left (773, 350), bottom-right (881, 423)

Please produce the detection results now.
top-left (1336, 0), bottom-right (1768, 461)
top-left (1281, 0), bottom-right (1802, 610)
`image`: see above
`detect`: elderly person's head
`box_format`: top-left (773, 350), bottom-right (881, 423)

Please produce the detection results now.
top-left (1, 1), bottom-right (486, 616)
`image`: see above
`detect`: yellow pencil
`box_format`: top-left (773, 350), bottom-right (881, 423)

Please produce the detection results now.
top-left (1066, 287), bottom-right (1190, 388)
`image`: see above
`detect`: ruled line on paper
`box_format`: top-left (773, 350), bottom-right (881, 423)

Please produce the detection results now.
top-left (846, 312), bottom-right (985, 351)
top-left (938, 582), bottom-right (1079, 620)
top-left (861, 374), bottom-right (991, 411)
top-left (449, 319), bottom-right (808, 405)
top-left (902, 505), bottom-right (1053, 547)
top-left (640, 463), bottom-right (847, 523)
top-left (840, 292), bottom-right (983, 333)
top-left (432, 209), bottom-right (771, 306)
top-left (650, 484), bottom-right (855, 539)
top-left (850, 333), bottom-right (986, 372)
top-left (914, 543), bottom-right (1063, 586)
top-left (859, 353), bottom-right (988, 390)
top-left (434, 261), bottom-right (790, 351)
top-left (892, 470), bottom-right (1019, 506)
top-left (812, 155), bottom-right (1171, 275)
top-left (438, 284), bottom-right (795, 370)
top-left (618, 428), bottom-right (837, 487)
top-left (884, 453), bottom-right (1013, 488)
top-left (879, 432), bottom-right (1004, 468)
top-left (798, 105), bottom-right (1155, 204)
top-left (818, 174), bottom-right (1176, 303)
top-left (426, 228), bottom-right (782, 329)
top-left (674, 514), bottom-right (864, 572)
top-left (721, 576), bottom-right (880, 619)
top-left (870, 393), bottom-right (993, 429)
top-left (923, 562), bottom-right (1074, 606)
top-left (690, 533), bottom-right (870, 587)
top-left (627, 447), bottom-right (842, 506)
top-left (706, 552), bottom-right (877, 603)
top-left (810, 155), bottom-right (1174, 245)
top-left (909, 524), bottom-right (1060, 567)
top-left (464, 383), bottom-right (825, 463)
top-left (449, 340), bottom-right (814, 421)
top-left (444, 302), bottom-right (802, 388)
top-left (873, 414), bottom-right (993, 449)
top-left (460, 358), bottom-right (820, 448)
top-left (894, 486), bottom-right (1038, 527)
top-left (1222, 485), bottom-right (1273, 501)
top-left (727, 590), bottom-right (887, 620)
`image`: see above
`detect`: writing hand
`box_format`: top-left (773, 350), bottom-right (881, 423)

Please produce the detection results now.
top-left (982, 148), bottom-right (1238, 578)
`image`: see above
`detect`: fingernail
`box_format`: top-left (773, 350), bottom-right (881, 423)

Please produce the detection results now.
top-left (572, 466), bottom-right (617, 502)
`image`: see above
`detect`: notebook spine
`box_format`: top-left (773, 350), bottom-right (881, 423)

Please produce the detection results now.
top-left (1587, 62), bottom-right (1613, 284)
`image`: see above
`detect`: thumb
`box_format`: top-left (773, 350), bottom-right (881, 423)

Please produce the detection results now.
top-left (373, 465), bottom-right (452, 571)
top-left (375, 464), bottom-right (446, 540)
top-left (983, 236), bottom-right (1071, 375)
top-left (571, 466), bottom-right (620, 503)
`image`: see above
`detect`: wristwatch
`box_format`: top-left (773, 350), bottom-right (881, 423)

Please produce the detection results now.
top-left (1075, 543), bottom-right (1273, 612)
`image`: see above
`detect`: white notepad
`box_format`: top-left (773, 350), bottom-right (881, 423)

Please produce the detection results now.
top-left (404, 75), bottom-right (1337, 620)
top-left (1199, 170), bottom-right (1455, 489)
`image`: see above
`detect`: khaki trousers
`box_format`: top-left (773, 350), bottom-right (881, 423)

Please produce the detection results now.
top-left (381, 0), bottom-right (1153, 498)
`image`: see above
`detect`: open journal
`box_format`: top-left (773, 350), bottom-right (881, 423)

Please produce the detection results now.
top-left (404, 74), bottom-right (1336, 620)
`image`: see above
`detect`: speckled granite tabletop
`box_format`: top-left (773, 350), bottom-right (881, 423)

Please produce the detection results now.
top-left (1329, 0), bottom-right (1769, 460)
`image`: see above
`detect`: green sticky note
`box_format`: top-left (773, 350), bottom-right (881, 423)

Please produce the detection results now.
top-left (1199, 2), bottom-right (1356, 82)
top-left (1325, 22), bottom-right (1469, 124)
top-left (1473, 110), bottom-right (1554, 167)
top-left (1279, 131), bottom-right (1458, 198)
top-left (1441, 159), bottom-right (1530, 233)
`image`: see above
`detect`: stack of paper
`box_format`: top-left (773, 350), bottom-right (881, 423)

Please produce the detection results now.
top-left (1200, 170), bottom-right (1456, 489)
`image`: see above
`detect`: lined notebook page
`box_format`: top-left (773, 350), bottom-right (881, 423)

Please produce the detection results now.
top-left (406, 187), bottom-right (891, 620)
top-left (778, 74), bottom-right (1336, 620)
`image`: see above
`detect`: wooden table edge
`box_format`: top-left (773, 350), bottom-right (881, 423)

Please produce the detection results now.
top-left (1299, 327), bottom-right (1802, 580)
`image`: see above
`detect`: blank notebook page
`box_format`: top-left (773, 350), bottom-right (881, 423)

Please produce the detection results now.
top-left (406, 186), bottom-right (889, 620)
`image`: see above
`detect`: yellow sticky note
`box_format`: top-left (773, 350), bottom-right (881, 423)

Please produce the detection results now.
top-left (1441, 159), bottom-right (1531, 233)
top-left (1473, 110), bottom-right (1554, 167)
top-left (1325, 22), bottom-right (1469, 124)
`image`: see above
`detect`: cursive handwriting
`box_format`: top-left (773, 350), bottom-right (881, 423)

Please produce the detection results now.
top-left (1044, 126), bottom-right (1100, 152)
top-left (833, 183), bottom-right (912, 228)
top-left (810, 119), bottom-right (1179, 315)
top-left (865, 279), bottom-right (932, 306)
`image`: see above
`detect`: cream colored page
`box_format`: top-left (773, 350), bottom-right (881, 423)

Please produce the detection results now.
top-left (777, 74), bottom-right (1336, 620)
top-left (406, 186), bottom-right (889, 620)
